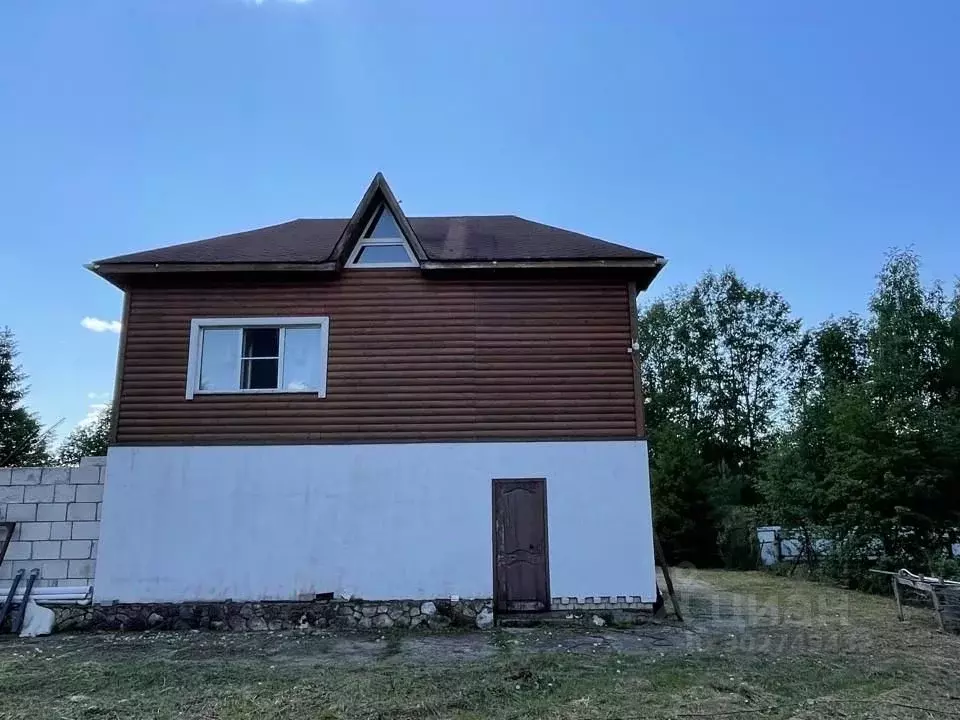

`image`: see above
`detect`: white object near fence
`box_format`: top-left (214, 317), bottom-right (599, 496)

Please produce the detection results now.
top-left (19, 600), bottom-right (55, 637)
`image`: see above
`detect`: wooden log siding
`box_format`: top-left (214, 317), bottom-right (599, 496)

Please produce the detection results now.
top-left (115, 271), bottom-right (639, 444)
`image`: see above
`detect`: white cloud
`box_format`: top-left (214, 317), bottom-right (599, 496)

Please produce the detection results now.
top-left (81, 317), bottom-right (121, 334)
top-left (79, 402), bottom-right (110, 428)
top-left (87, 391), bottom-right (110, 400)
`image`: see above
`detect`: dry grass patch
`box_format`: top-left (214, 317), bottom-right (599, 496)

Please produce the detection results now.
top-left (0, 571), bottom-right (956, 719)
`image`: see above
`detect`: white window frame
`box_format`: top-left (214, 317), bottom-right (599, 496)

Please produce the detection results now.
top-left (185, 316), bottom-right (330, 400)
top-left (346, 206), bottom-right (418, 269)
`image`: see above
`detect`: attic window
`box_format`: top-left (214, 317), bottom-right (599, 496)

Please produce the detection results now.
top-left (346, 205), bottom-right (417, 268)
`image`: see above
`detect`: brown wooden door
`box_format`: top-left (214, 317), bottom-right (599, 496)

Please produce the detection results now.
top-left (493, 479), bottom-right (549, 612)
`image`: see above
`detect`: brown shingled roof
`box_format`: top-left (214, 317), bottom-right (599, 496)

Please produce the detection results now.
top-left (95, 215), bottom-right (661, 265)
top-left (90, 174), bottom-right (666, 291)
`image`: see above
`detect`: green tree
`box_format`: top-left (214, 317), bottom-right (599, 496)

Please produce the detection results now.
top-left (762, 251), bottom-right (960, 584)
top-left (57, 407), bottom-right (113, 465)
top-left (638, 270), bottom-right (801, 565)
top-left (760, 315), bottom-right (868, 564)
top-left (57, 407), bottom-right (112, 465)
top-left (0, 327), bottom-right (50, 466)
top-left (837, 251), bottom-right (960, 573)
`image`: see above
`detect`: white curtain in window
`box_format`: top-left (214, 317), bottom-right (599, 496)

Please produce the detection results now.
top-left (282, 327), bottom-right (324, 391)
top-left (199, 328), bottom-right (239, 391)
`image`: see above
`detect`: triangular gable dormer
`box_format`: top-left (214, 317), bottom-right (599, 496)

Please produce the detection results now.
top-left (346, 204), bottom-right (418, 268)
top-left (332, 173), bottom-right (425, 270)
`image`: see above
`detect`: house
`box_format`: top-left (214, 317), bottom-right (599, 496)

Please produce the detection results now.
top-left (88, 174), bottom-right (666, 613)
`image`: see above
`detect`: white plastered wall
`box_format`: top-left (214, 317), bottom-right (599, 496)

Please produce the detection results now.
top-left (96, 441), bottom-right (655, 603)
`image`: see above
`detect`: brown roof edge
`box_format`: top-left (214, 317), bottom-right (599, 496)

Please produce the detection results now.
top-left (421, 256), bottom-right (667, 290)
top-left (87, 255), bottom-right (666, 290)
top-left (85, 261), bottom-right (339, 289)
top-left (327, 172), bottom-right (427, 268)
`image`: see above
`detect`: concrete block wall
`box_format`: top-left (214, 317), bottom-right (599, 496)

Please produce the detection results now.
top-left (0, 457), bottom-right (105, 588)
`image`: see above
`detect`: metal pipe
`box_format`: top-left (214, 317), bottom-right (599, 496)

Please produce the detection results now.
top-left (0, 570), bottom-right (25, 629)
top-left (9, 599), bottom-right (90, 604)
top-left (15, 587), bottom-right (91, 595)
top-left (13, 570), bottom-right (39, 633)
top-left (7, 594), bottom-right (90, 599)
top-left (0, 586), bottom-right (92, 595)
top-left (0, 585), bottom-right (93, 607)
top-left (4, 593), bottom-right (91, 600)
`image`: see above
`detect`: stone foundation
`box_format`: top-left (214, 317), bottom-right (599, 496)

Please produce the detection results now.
top-left (53, 597), bottom-right (494, 633)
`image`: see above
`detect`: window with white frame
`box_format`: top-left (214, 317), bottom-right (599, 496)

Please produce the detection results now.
top-left (185, 317), bottom-right (329, 399)
top-left (346, 205), bottom-right (417, 268)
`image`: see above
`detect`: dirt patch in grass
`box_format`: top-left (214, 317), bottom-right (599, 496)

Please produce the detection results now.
top-left (0, 571), bottom-right (957, 719)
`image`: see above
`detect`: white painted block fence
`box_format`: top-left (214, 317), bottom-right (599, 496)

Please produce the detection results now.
top-left (0, 457), bottom-right (105, 588)
top-left (758, 525), bottom-right (960, 566)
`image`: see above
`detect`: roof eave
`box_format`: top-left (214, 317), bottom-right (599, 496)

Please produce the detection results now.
top-left (88, 256), bottom-right (666, 290)
top-left (421, 257), bottom-right (667, 289)
top-left (86, 261), bottom-right (339, 289)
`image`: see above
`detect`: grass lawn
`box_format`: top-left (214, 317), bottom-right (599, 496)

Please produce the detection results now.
top-left (0, 570), bottom-right (957, 719)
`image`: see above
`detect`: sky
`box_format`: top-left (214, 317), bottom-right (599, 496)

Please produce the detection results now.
top-left (1, 0), bottom-right (958, 438)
